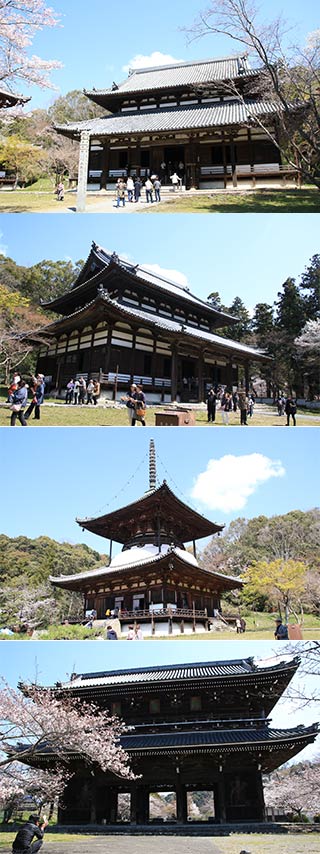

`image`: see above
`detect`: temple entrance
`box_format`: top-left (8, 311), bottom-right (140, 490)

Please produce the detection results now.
top-left (187, 790), bottom-right (216, 822)
top-left (179, 357), bottom-right (198, 401)
top-left (162, 145), bottom-right (185, 185)
top-left (117, 793), bottom-right (131, 823)
top-left (132, 593), bottom-right (145, 611)
top-left (149, 792), bottom-right (177, 823)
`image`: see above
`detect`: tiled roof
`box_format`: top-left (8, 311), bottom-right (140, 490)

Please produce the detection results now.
top-left (50, 547), bottom-right (242, 587)
top-left (59, 657), bottom-right (299, 690)
top-left (121, 724), bottom-right (318, 751)
top-left (56, 99), bottom-right (280, 138)
top-left (45, 292), bottom-right (268, 360)
top-left (85, 56), bottom-right (252, 96)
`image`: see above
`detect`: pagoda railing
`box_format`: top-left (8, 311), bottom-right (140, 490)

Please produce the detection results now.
top-left (119, 607), bottom-right (208, 620)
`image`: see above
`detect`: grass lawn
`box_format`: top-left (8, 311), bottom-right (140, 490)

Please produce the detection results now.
top-left (144, 189), bottom-right (320, 213)
top-left (0, 402), bottom-right (319, 427)
top-left (0, 833), bottom-right (319, 853)
top-left (0, 187), bottom-right (319, 213)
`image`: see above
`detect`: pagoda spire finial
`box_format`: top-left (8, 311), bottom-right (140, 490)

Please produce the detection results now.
top-left (149, 439), bottom-right (156, 491)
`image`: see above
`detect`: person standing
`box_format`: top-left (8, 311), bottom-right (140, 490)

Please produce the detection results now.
top-left (134, 176), bottom-right (142, 202)
top-left (170, 172), bottom-right (180, 191)
top-left (274, 618), bottom-right (289, 640)
top-left (238, 390), bottom-right (248, 426)
top-left (79, 376), bottom-right (87, 405)
top-left (86, 378), bottom-right (94, 405)
top-left (153, 176), bottom-right (161, 202)
top-left (116, 178), bottom-right (126, 208)
top-left (12, 815), bottom-right (48, 854)
top-left (10, 380), bottom-right (28, 427)
top-left (126, 176), bottom-right (134, 202)
top-left (145, 177), bottom-right (154, 203)
top-left (65, 379), bottom-right (74, 404)
top-left (132, 385), bottom-right (146, 426)
top-left (220, 391), bottom-right (231, 425)
top-left (207, 388), bottom-right (217, 423)
top-left (25, 374), bottom-right (45, 422)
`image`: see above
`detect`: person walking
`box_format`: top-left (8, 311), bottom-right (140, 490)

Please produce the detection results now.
top-left (73, 378), bottom-right (80, 405)
top-left (126, 176), bottom-right (134, 202)
top-left (10, 380), bottom-right (28, 426)
top-left (206, 388), bottom-right (217, 423)
top-left (122, 384), bottom-right (138, 425)
top-left (79, 376), bottom-right (87, 405)
top-left (65, 379), bottom-right (74, 404)
top-left (153, 176), bottom-right (161, 202)
top-left (12, 815), bottom-right (48, 854)
top-left (285, 396), bottom-right (297, 426)
top-left (116, 178), bottom-right (126, 208)
top-left (248, 394), bottom-right (255, 418)
top-left (274, 618), bottom-right (289, 640)
top-left (92, 379), bottom-right (100, 405)
top-left (25, 374), bottom-right (45, 422)
top-left (170, 172), bottom-right (180, 191)
top-left (145, 177), bottom-right (154, 203)
top-left (132, 385), bottom-right (146, 426)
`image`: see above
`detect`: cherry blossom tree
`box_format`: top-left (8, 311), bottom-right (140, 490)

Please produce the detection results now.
top-left (264, 762), bottom-right (320, 818)
top-left (0, 679), bottom-right (137, 782)
top-left (0, 0), bottom-right (62, 93)
top-left (0, 763), bottom-right (68, 822)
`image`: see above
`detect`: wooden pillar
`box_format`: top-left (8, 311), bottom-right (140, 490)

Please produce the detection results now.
top-left (216, 779), bottom-right (227, 823)
top-left (107, 789), bottom-right (118, 824)
top-left (136, 788), bottom-right (149, 824)
top-left (255, 769), bottom-right (266, 821)
top-left (130, 788), bottom-right (138, 824)
top-left (130, 328), bottom-right (137, 382)
top-left (226, 361), bottom-right (233, 392)
top-left (197, 350), bottom-right (204, 402)
top-left (171, 345), bottom-right (178, 402)
top-left (230, 139), bottom-right (237, 187)
top-left (105, 324), bottom-right (113, 376)
top-left (76, 129), bottom-right (90, 213)
top-left (100, 142), bottom-right (110, 189)
top-left (151, 337), bottom-right (157, 389)
top-left (176, 782), bottom-right (187, 824)
top-left (245, 362), bottom-right (250, 392)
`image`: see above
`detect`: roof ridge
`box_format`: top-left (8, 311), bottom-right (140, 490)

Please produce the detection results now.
top-left (131, 54), bottom-right (247, 75)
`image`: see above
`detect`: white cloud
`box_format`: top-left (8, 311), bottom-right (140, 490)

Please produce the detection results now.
top-left (0, 230), bottom-right (8, 256)
top-left (142, 263), bottom-right (189, 288)
top-left (191, 453), bottom-right (285, 514)
top-left (122, 51), bottom-right (183, 74)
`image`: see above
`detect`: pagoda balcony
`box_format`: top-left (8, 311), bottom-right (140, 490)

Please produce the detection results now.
top-left (118, 607), bottom-right (208, 621)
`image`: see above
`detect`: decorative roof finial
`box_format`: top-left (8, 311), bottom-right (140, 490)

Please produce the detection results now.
top-left (149, 439), bottom-right (156, 491)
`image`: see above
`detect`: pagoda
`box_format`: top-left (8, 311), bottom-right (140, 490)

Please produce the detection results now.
top-left (51, 441), bottom-right (243, 635)
top-left (36, 242), bottom-right (270, 403)
top-left (18, 655), bottom-right (319, 827)
top-left (55, 55), bottom-right (297, 208)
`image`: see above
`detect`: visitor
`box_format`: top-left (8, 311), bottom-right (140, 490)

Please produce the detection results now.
top-left (248, 394), bottom-right (255, 418)
top-left (10, 380), bottom-right (28, 427)
top-left (25, 374), bottom-right (45, 422)
top-left (73, 378), bottom-right (80, 405)
top-left (274, 618), bottom-right (288, 640)
top-left (86, 378), bottom-right (95, 405)
top-left (240, 617), bottom-right (246, 633)
top-left (12, 815), bottom-right (48, 854)
top-left (126, 176), bottom-right (134, 202)
top-left (220, 391), bottom-right (231, 425)
top-left (7, 371), bottom-right (21, 403)
top-left (232, 391), bottom-right (239, 412)
top-left (132, 385), bottom-right (146, 426)
top-left (238, 390), bottom-right (248, 426)
top-left (170, 172), bottom-right (180, 191)
top-left (145, 177), bottom-right (154, 203)
top-left (134, 624), bottom-right (143, 640)
top-left (207, 388), bottom-right (217, 423)
top-left (65, 379), bottom-right (74, 404)
top-left (153, 176), bottom-right (161, 202)
top-left (126, 624), bottom-right (135, 640)
top-left (79, 376), bottom-right (87, 405)
top-left (285, 396), bottom-right (297, 426)
top-left (106, 624), bottom-right (118, 640)
top-left (116, 178), bottom-right (126, 207)
top-left (92, 379), bottom-right (100, 405)
top-left (236, 617), bottom-right (242, 634)
top-left (134, 176), bottom-right (142, 202)
top-left (122, 384), bottom-right (138, 425)
top-left (55, 181), bottom-right (64, 201)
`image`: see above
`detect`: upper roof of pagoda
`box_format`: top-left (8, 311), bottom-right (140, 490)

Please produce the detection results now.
top-left (0, 87), bottom-right (30, 108)
top-left (76, 480), bottom-right (223, 544)
top-left (84, 55), bottom-right (254, 108)
top-left (41, 243), bottom-right (237, 329)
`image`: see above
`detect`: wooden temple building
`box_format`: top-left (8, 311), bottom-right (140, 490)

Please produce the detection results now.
top-left (36, 242), bottom-right (269, 403)
top-left (50, 441), bottom-right (243, 635)
top-left (18, 655), bottom-right (319, 827)
top-left (55, 55), bottom-right (296, 208)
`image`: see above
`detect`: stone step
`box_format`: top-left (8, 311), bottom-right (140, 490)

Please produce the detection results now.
top-left (47, 823), bottom-right (320, 836)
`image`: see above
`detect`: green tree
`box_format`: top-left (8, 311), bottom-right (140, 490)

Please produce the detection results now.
top-left (48, 90), bottom-right (105, 124)
top-left (0, 136), bottom-right (48, 187)
top-left (299, 254), bottom-right (320, 321)
top-left (227, 296), bottom-right (252, 341)
top-left (244, 559), bottom-right (307, 622)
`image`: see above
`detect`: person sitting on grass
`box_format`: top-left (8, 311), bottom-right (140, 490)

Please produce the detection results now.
top-left (12, 815), bottom-right (48, 854)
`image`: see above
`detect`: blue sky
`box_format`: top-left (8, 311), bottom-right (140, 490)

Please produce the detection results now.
top-left (0, 428), bottom-right (319, 553)
top-left (1, 640), bottom-right (319, 762)
top-left (1, 214), bottom-right (319, 308)
top-left (21, 0), bottom-right (320, 109)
